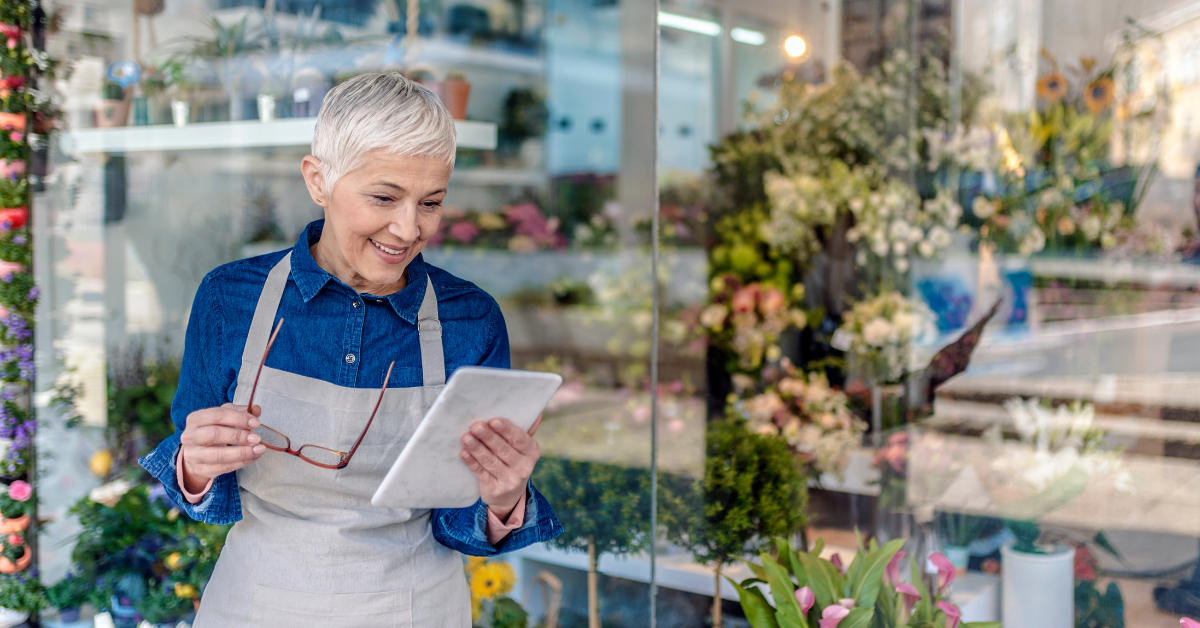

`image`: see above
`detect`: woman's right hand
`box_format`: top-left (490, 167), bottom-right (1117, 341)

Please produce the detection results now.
top-left (180, 403), bottom-right (266, 494)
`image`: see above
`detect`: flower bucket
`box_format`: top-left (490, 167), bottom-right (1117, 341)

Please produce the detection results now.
top-left (0, 514), bottom-right (29, 533)
top-left (1002, 543), bottom-right (1074, 628)
top-left (94, 99), bottom-right (130, 128)
top-left (0, 607), bottom-right (28, 628)
top-left (0, 545), bottom-right (31, 573)
top-left (0, 207), bottom-right (26, 231)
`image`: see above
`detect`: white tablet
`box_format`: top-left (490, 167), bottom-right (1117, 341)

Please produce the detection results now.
top-left (371, 366), bottom-right (563, 509)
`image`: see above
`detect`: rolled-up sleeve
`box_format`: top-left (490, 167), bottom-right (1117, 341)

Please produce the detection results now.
top-left (139, 273), bottom-right (243, 525)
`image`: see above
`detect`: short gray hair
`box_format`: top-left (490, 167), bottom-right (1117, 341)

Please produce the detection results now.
top-left (311, 72), bottom-right (457, 194)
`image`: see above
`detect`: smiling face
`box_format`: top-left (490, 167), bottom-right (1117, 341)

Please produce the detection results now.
top-left (301, 151), bottom-right (450, 295)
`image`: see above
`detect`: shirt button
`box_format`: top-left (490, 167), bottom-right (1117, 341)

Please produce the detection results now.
top-left (352, 300), bottom-right (360, 308)
top-left (345, 354), bottom-right (356, 364)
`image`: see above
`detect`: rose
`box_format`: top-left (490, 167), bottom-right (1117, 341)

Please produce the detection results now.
top-left (88, 480), bottom-right (132, 508)
top-left (861, 318), bottom-right (894, 347)
top-left (731, 285), bottom-right (759, 313)
top-left (758, 287), bottom-right (785, 314)
top-left (8, 480), bottom-right (31, 502)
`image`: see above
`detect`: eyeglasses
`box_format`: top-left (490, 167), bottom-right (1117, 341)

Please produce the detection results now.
top-left (247, 319), bottom-right (394, 469)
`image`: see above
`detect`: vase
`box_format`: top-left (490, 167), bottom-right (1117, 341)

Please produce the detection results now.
top-left (0, 545), bottom-right (31, 573)
top-left (0, 514), bottom-right (29, 533)
top-left (1001, 544), bottom-right (1074, 628)
top-left (94, 99), bottom-right (130, 128)
top-left (0, 607), bottom-right (27, 628)
top-left (171, 100), bottom-right (190, 127)
top-left (440, 79), bottom-right (471, 120)
top-left (943, 545), bottom-right (970, 576)
top-left (257, 94), bottom-right (278, 122)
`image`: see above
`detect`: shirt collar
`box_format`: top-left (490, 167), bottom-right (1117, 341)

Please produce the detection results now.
top-left (291, 219), bottom-right (431, 324)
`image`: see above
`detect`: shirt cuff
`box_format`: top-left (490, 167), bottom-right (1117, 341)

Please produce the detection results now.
top-left (176, 449), bottom-right (213, 505)
top-left (485, 493), bottom-right (526, 545)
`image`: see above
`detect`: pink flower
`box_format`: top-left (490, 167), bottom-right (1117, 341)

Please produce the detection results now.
top-left (0, 159), bottom-right (24, 180)
top-left (1182, 619), bottom-right (1200, 628)
top-left (0, 260), bottom-right (23, 281)
top-left (830, 552), bottom-right (845, 574)
top-left (448, 221), bottom-right (480, 245)
top-left (8, 132), bottom-right (20, 143)
top-left (8, 480), bottom-right (31, 502)
top-left (758, 287), bottom-right (785, 314)
top-left (886, 550), bottom-right (907, 585)
top-left (818, 605), bottom-right (851, 628)
top-left (5, 534), bottom-right (19, 546)
top-left (0, 305), bottom-right (8, 319)
top-left (937, 601), bottom-right (962, 628)
top-left (795, 586), bottom-right (815, 615)
top-left (731, 285), bottom-right (759, 313)
top-left (930, 552), bottom-right (956, 594)
top-left (0, 24), bottom-right (19, 49)
top-left (896, 582), bottom-right (921, 615)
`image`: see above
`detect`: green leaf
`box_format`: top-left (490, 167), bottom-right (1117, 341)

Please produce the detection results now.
top-left (740, 578), bottom-right (767, 588)
top-left (745, 558), bottom-right (769, 581)
top-left (789, 548), bottom-right (809, 589)
top-left (812, 538), bottom-right (825, 557)
top-left (776, 537), bottom-right (796, 575)
top-left (762, 554), bottom-right (802, 617)
top-left (853, 538), bottom-right (905, 608)
top-left (839, 606), bottom-right (874, 628)
top-left (728, 576), bottom-right (781, 628)
top-left (1092, 532), bottom-right (1122, 560)
top-left (798, 551), bottom-right (838, 609)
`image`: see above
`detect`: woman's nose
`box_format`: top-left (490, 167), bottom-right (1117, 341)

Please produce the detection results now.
top-left (388, 207), bottom-right (421, 242)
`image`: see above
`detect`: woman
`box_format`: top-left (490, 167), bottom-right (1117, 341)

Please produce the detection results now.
top-left (140, 73), bottom-right (562, 627)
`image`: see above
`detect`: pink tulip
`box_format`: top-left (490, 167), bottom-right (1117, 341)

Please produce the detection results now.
top-left (0, 260), bottom-right (23, 281)
top-left (1182, 619), bottom-right (1200, 628)
top-left (930, 552), bottom-right (956, 594)
top-left (818, 605), bottom-right (851, 628)
top-left (830, 552), bottom-right (845, 574)
top-left (886, 550), bottom-right (907, 585)
top-left (896, 582), bottom-right (921, 615)
top-left (8, 480), bottom-right (31, 501)
top-left (937, 601), bottom-right (962, 628)
top-left (795, 586), bottom-right (815, 615)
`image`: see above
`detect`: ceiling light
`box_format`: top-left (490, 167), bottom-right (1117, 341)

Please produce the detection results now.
top-left (784, 35), bottom-right (807, 58)
top-left (731, 28), bottom-right (766, 45)
top-left (659, 11), bottom-right (721, 37)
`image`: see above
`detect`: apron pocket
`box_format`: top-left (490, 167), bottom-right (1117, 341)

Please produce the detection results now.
top-left (250, 583), bottom-right (412, 628)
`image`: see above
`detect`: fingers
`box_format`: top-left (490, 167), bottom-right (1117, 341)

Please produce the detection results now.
top-left (483, 418), bottom-right (539, 457)
top-left (187, 405), bottom-right (260, 431)
top-left (470, 421), bottom-right (520, 463)
top-left (528, 415), bottom-right (543, 437)
top-left (188, 442), bottom-right (265, 465)
top-left (462, 430), bottom-right (507, 475)
top-left (460, 449), bottom-right (496, 483)
top-left (191, 425), bottom-right (262, 447)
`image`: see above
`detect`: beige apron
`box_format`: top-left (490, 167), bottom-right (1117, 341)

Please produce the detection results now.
top-left (194, 252), bottom-right (471, 627)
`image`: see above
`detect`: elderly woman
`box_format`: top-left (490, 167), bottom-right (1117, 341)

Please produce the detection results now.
top-left (140, 73), bottom-right (562, 627)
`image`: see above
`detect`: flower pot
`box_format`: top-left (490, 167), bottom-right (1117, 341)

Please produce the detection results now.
top-left (58, 607), bottom-right (81, 622)
top-left (0, 545), bottom-right (31, 573)
top-left (943, 545), bottom-right (970, 576)
top-left (94, 99), bottom-right (130, 128)
top-left (0, 207), bottom-right (25, 231)
top-left (257, 94), bottom-right (278, 122)
top-left (0, 113), bottom-right (23, 132)
top-left (171, 100), bottom-right (190, 127)
top-left (440, 79), bottom-right (471, 120)
top-left (1001, 543), bottom-right (1074, 628)
top-left (0, 514), bottom-right (28, 533)
top-left (0, 607), bottom-right (27, 628)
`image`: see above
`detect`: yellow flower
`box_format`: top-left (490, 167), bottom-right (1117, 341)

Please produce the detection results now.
top-left (166, 552), bottom-right (184, 570)
top-left (1085, 78), bottom-right (1114, 114)
top-left (88, 450), bottom-right (113, 478)
top-left (477, 212), bottom-right (506, 230)
top-left (464, 556), bottom-right (486, 575)
top-left (174, 583), bottom-right (198, 599)
top-left (469, 562), bottom-right (515, 602)
top-left (1037, 72), bottom-right (1068, 102)
top-left (167, 508), bottom-right (180, 522)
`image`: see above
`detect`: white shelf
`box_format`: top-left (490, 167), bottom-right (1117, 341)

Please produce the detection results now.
top-left (450, 167), bottom-right (549, 186)
top-left (60, 118), bottom-right (498, 153)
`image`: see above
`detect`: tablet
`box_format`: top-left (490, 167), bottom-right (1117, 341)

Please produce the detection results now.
top-left (371, 366), bottom-right (563, 509)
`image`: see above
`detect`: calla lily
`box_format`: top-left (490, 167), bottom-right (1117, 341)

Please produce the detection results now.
top-left (1182, 619), bottom-right (1200, 628)
top-left (795, 586), bottom-right (815, 615)
top-left (830, 552), bottom-right (845, 574)
top-left (838, 598), bottom-right (856, 609)
top-left (896, 582), bottom-right (921, 614)
top-left (886, 550), bottom-right (907, 585)
top-left (818, 605), bottom-right (851, 628)
top-left (937, 601), bottom-right (962, 628)
top-left (930, 552), bottom-right (956, 593)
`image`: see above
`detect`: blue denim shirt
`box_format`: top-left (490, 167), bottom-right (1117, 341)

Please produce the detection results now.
top-left (139, 219), bottom-right (562, 556)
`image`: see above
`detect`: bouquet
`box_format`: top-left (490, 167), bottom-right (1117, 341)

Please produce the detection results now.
top-left (834, 292), bottom-right (937, 385)
top-left (701, 273), bottom-right (807, 376)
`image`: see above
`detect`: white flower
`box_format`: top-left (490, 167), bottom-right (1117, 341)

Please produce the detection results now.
top-left (862, 318), bottom-right (894, 347)
top-left (917, 240), bottom-right (936, 258)
top-left (889, 220), bottom-right (911, 241)
top-left (972, 196), bottom-right (995, 219)
top-left (1019, 228), bottom-right (1047, 256)
top-left (699, 304), bottom-right (729, 329)
top-left (89, 480), bottom-right (133, 508)
top-left (871, 237), bottom-right (890, 257)
top-left (928, 225), bottom-right (953, 248)
top-left (0, 438), bottom-right (10, 462)
top-left (892, 241), bottom-right (908, 256)
top-left (896, 257), bottom-right (910, 273)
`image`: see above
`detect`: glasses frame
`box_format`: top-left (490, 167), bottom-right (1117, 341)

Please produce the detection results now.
top-left (247, 319), bottom-right (394, 470)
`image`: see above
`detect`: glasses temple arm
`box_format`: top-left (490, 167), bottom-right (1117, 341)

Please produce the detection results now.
top-left (246, 318), bottom-right (284, 411)
top-left (342, 361), bottom-right (395, 462)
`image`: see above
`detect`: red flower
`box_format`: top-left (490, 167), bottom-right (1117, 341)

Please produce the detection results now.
top-left (1073, 544), bottom-right (1097, 581)
top-left (1, 75), bottom-right (23, 90)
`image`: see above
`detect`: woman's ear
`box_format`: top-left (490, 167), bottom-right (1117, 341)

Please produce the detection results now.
top-left (300, 156), bottom-right (328, 206)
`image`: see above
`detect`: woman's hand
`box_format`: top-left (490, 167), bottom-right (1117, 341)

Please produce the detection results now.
top-left (180, 403), bottom-right (267, 494)
top-left (460, 416), bottom-right (542, 520)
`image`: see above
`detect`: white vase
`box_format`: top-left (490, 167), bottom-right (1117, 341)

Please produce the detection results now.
top-left (1001, 544), bottom-right (1075, 628)
top-left (257, 94), bottom-right (278, 122)
top-left (0, 606), bottom-right (28, 628)
top-left (171, 100), bottom-right (190, 127)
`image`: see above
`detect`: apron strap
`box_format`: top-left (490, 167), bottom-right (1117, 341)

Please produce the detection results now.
top-left (418, 276), bottom-right (445, 387)
top-left (239, 251), bottom-right (447, 387)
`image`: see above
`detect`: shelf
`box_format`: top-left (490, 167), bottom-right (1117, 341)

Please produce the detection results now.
top-left (60, 118), bottom-right (498, 154)
top-left (450, 167), bottom-right (549, 186)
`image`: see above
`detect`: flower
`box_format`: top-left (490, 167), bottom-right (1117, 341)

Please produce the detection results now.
top-left (885, 549), bottom-right (907, 585)
top-left (88, 479), bottom-right (132, 508)
top-left (896, 582), bottom-right (921, 614)
top-left (0, 24), bottom-right (19, 50)
top-left (447, 221), bottom-right (480, 245)
top-left (830, 553), bottom-right (845, 574)
top-left (837, 598), bottom-right (856, 609)
top-left (464, 556), bottom-right (487, 574)
top-left (174, 583), bottom-right (198, 599)
top-left (7, 480), bottom-right (30, 502)
top-left (972, 196), bottom-right (995, 219)
top-left (861, 318), bottom-right (893, 347)
top-left (469, 561), bottom-right (515, 601)
top-left (1181, 618), bottom-right (1200, 628)
top-left (1037, 72), bottom-right (1068, 102)
top-left (759, 287), bottom-right (785, 314)
top-left (89, 450), bottom-right (113, 477)
top-left (818, 605), bottom-right (851, 628)
top-left (699, 304), bottom-right (729, 329)
top-left (1085, 78), bottom-right (1114, 114)
top-left (929, 552), bottom-right (955, 593)
top-left (795, 586), bottom-right (815, 615)
top-left (1074, 545), bottom-right (1096, 581)
top-left (166, 552), bottom-right (184, 570)
top-left (937, 601), bottom-right (962, 628)
top-left (732, 285), bottom-right (759, 313)
top-left (6, 534), bottom-right (20, 546)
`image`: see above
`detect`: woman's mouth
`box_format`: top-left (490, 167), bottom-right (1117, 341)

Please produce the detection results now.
top-left (369, 239), bottom-right (410, 262)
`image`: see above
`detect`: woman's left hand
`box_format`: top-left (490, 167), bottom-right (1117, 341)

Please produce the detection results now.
top-left (461, 416), bottom-right (542, 520)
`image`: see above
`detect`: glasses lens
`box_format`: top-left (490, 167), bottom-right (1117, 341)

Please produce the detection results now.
top-left (256, 425), bottom-right (289, 450)
top-left (298, 445), bottom-right (344, 467)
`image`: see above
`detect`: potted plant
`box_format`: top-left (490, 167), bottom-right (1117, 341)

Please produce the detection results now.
top-left (0, 481), bottom-right (31, 533)
top-left (0, 532), bottom-right (28, 574)
top-left (95, 80), bottom-right (130, 128)
top-left (0, 179), bottom-right (25, 232)
top-left (46, 573), bottom-right (90, 622)
top-left (137, 581), bottom-right (194, 627)
top-left (0, 574), bottom-right (45, 628)
top-left (441, 71), bottom-right (471, 120)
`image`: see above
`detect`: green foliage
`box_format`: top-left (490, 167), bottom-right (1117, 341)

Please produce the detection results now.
top-left (0, 574), bottom-right (46, 614)
top-left (183, 16), bottom-right (266, 59)
top-left (661, 419), bottom-right (806, 568)
top-left (105, 349), bottom-right (181, 476)
top-left (1075, 579), bottom-right (1124, 628)
top-left (45, 574), bottom-right (90, 610)
top-left (101, 81), bottom-right (125, 101)
top-left (489, 597), bottom-right (530, 628)
top-left (137, 582), bottom-right (194, 624)
top-left (531, 457), bottom-right (651, 557)
top-left (0, 178), bottom-right (25, 209)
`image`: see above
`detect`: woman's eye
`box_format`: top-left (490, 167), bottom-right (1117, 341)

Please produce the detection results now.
top-left (371, 195), bottom-right (394, 204)
top-left (423, 201), bottom-right (443, 210)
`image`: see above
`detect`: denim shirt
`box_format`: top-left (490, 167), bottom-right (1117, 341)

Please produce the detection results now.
top-left (139, 220), bottom-right (562, 556)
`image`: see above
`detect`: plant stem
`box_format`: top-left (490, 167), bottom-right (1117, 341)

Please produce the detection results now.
top-left (588, 536), bottom-right (599, 628)
top-left (713, 557), bottom-right (724, 628)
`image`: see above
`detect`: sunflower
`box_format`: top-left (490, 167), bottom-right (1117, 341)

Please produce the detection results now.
top-left (1085, 77), bottom-right (1114, 114)
top-left (464, 556), bottom-right (487, 575)
top-left (1037, 72), bottom-right (1068, 102)
top-left (469, 561), bottom-right (516, 601)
